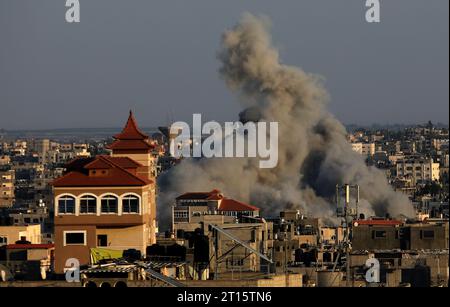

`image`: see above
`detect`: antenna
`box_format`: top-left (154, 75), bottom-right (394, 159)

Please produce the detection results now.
top-left (334, 183), bottom-right (360, 287)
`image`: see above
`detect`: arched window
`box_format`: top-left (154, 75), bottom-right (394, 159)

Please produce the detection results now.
top-left (101, 195), bottom-right (118, 214)
top-left (58, 196), bottom-right (75, 214)
top-left (80, 195), bottom-right (97, 214)
top-left (122, 195), bottom-right (140, 214)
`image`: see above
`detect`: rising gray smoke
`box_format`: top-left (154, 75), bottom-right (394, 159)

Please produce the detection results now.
top-left (157, 13), bottom-right (414, 229)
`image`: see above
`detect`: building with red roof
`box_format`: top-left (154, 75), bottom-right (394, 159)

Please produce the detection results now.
top-left (173, 189), bottom-right (260, 227)
top-left (171, 190), bottom-right (271, 275)
top-left (52, 111), bottom-right (157, 274)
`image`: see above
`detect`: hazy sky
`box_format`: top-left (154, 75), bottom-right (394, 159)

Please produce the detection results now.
top-left (0, 0), bottom-right (448, 130)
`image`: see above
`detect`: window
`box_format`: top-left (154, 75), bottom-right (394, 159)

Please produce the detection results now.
top-left (372, 230), bottom-right (386, 239)
top-left (80, 195), bottom-right (97, 214)
top-left (97, 235), bottom-right (107, 247)
top-left (101, 195), bottom-right (118, 214)
top-left (0, 236), bottom-right (7, 245)
top-left (58, 196), bottom-right (75, 214)
top-left (421, 230), bottom-right (435, 239)
top-left (122, 195), bottom-right (139, 214)
top-left (174, 211), bottom-right (188, 218)
top-left (64, 231), bottom-right (86, 246)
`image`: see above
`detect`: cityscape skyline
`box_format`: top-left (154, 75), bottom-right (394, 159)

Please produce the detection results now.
top-left (0, 0), bottom-right (448, 290)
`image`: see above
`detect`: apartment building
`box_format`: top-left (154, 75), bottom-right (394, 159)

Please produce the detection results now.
top-left (173, 189), bottom-right (260, 233)
top-left (171, 190), bottom-right (272, 275)
top-left (0, 168), bottom-right (15, 208)
top-left (352, 219), bottom-right (449, 251)
top-left (396, 157), bottom-right (440, 183)
top-left (351, 142), bottom-right (375, 156)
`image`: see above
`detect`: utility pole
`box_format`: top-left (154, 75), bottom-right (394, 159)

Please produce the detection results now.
top-left (336, 184), bottom-right (359, 287)
top-left (214, 228), bottom-right (219, 280)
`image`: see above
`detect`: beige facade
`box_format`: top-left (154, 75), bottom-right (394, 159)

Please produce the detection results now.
top-left (0, 169), bottom-right (15, 208)
top-left (53, 185), bottom-right (156, 273)
top-left (111, 152), bottom-right (158, 179)
top-left (396, 158), bottom-right (440, 183)
top-left (0, 224), bottom-right (42, 246)
top-left (351, 142), bottom-right (375, 156)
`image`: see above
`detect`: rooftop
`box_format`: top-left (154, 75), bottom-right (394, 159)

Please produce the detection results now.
top-left (52, 155), bottom-right (152, 187)
top-left (176, 189), bottom-right (259, 212)
top-left (107, 111), bottom-right (155, 152)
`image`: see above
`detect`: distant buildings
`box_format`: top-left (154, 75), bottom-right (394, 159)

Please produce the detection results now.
top-left (0, 121), bottom-right (448, 286)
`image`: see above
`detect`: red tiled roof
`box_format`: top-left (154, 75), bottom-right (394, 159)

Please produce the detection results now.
top-left (218, 198), bottom-right (259, 212)
top-left (85, 155), bottom-right (142, 169)
top-left (176, 189), bottom-right (224, 201)
top-left (65, 156), bottom-right (95, 171)
top-left (176, 189), bottom-right (259, 211)
top-left (52, 155), bottom-right (151, 187)
top-left (107, 139), bottom-right (154, 151)
top-left (84, 158), bottom-right (112, 169)
top-left (106, 156), bottom-right (143, 168)
top-left (6, 244), bottom-right (54, 250)
top-left (113, 110), bottom-right (149, 140)
top-left (354, 220), bottom-right (403, 226)
top-left (107, 111), bottom-right (155, 152)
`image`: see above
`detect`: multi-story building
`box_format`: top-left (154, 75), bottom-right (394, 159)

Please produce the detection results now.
top-left (32, 139), bottom-right (50, 156)
top-left (0, 155), bottom-right (11, 166)
top-left (173, 189), bottom-right (260, 232)
top-left (171, 190), bottom-right (272, 276)
top-left (0, 168), bottom-right (15, 208)
top-left (351, 142), bottom-right (375, 157)
top-left (0, 224), bottom-right (41, 246)
top-left (52, 112), bottom-right (157, 273)
top-left (352, 218), bottom-right (449, 251)
top-left (396, 157), bottom-right (440, 184)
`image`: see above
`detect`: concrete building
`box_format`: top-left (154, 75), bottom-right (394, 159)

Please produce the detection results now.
top-left (352, 219), bottom-right (403, 251)
top-left (0, 156), bottom-right (10, 166)
top-left (349, 250), bottom-right (448, 287)
top-left (0, 168), bottom-right (15, 208)
top-left (32, 139), bottom-right (50, 156)
top-left (351, 142), bottom-right (375, 156)
top-left (171, 190), bottom-right (272, 277)
top-left (352, 219), bottom-right (449, 251)
top-left (51, 112), bottom-right (157, 273)
top-left (0, 243), bottom-right (54, 281)
top-left (396, 157), bottom-right (440, 184)
top-left (0, 224), bottom-right (41, 246)
top-left (173, 189), bottom-right (260, 233)
top-left (351, 143), bottom-right (362, 155)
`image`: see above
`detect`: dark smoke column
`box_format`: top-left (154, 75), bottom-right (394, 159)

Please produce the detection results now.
top-left (157, 13), bottom-right (414, 228)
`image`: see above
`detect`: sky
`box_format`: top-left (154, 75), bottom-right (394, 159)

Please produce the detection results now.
top-left (0, 0), bottom-right (448, 130)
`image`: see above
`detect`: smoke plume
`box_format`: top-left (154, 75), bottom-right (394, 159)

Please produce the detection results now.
top-left (157, 13), bottom-right (414, 229)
